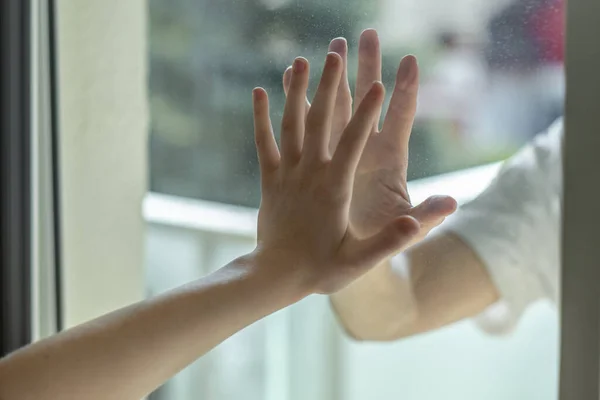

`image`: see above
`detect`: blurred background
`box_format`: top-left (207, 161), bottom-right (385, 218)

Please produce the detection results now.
top-left (143, 0), bottom-right (563, 399)
top-left (148, 0), bottom-right (564, 205)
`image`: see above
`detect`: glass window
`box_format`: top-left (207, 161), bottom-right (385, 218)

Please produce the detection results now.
top-left (145, 0), bottom-right (564, 399)
top-left (149, 0), bottom-right (564, 206)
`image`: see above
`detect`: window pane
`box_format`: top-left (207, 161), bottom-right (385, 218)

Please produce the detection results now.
top-left (149, 0), bottom-right (564, 207)
top-left (146, 0), bottom-right (564, 399)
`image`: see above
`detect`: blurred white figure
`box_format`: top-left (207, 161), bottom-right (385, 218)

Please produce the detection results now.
top-left (416, 32), bottom-right (487, 141)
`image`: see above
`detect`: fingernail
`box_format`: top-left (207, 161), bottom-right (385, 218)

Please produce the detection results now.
top-left (293, 58), bottom-right (306, 73)
top-left (329, 37), bottom-right (347, 55)
top-left (360, 29), bottom-right (378, 52)
top-left (252, 88), bottom-right (264, 101)
top-left (397, 55), bottom-right (417, 89)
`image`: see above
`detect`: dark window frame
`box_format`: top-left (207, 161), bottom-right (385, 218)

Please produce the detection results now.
top-left (48, 0), bottom-right (63, 333)
top-left (0, 0), bottom-right (33, 355)
top-left (560, 0), bottom-right (600, 398)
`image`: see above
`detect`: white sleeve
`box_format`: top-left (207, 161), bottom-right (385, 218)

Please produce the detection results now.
top-left (440, 119), bottom-right (563, 334)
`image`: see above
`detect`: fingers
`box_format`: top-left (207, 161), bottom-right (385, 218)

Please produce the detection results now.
top-left (283, 66), bottom-right (310, 118)
top-left (409, 195), bottom-right (457, 225)
top-left (347, 216), bottom-right (420, 271)
top-left (304, 52), bottom-right (343, 162)
top-left (381, 55), bottom-right (419, 152)
top-left (328, 38), bottom-right (353, 151)
top-left (329, 37), bottom-right (351, 107)
top-left (329, 82), bottom-right (385, 187)
top-left (252, 88), bottom-right (280, 174)
top-left (281, 57), bottom-right (309, 163)
top-left (283, 38), bottom-right (352, 155)
top-left (354, 29), bottom-right (382, 129)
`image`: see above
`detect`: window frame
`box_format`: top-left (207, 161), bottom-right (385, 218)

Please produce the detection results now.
top-left (559, 0), bottom-right (600, 398)
top-left (0, 0), bottom-right (33, 355)
top-left (30, 0), bottom-right (62, 340)
top-left (0, 0), bottom-right (62, 355)
top-left (30, 0), bottom-right (600, 395)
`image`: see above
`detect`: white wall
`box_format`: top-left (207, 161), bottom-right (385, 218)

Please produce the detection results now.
top-left (57, 0), bottom-right (148, 327)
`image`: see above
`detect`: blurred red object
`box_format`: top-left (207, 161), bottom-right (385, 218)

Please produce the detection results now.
top-left (530, 0), bottom-right (565, 63)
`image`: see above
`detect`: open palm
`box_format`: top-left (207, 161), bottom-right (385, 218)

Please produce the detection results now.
top-left (283, 29), bottom-right (457, 248)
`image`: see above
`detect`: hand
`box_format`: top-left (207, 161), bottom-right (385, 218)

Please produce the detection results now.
top-left (252, 53), bottom-right (420, 294)
top-left (283, 30), bottom-right (457, 250)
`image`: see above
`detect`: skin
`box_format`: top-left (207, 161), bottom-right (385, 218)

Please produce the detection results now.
top-left (281, 29), bottom-right (499, 341)
top-left (0, 51), bottom-right (423, 400)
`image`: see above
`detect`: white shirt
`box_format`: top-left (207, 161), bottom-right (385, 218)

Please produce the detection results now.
top-left (441, 118), bottom-right (563, 333)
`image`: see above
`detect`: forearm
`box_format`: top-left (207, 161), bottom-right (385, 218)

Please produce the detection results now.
top-left (405, 233), bottom-right (499, 333)
top-left (330, 256), bottom-right (418, 341)
top-left (0, 251), bottom-right (307, 400)
top-left (331, 233), bottom-right (499, 341)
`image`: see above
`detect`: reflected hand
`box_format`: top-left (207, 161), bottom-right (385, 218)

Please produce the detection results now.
top-left (283, 29), bottom-right (457, 249)
top-left (253, 53), bottom-right (419, 294)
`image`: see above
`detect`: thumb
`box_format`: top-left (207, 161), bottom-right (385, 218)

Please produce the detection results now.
top-left (347, 216), bottom-right (420, 271)
top-left (409, 195), bottom-right (457, 226)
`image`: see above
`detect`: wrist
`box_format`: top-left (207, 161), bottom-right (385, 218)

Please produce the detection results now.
top-left (236, 248), bottom-right (314, 305)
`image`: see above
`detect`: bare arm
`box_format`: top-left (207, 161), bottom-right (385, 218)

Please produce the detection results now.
top-left (331, 232), bottom-right (499, 341)
top-left (327, 30), bottom-right (559, 342)
top-left (0, 255), bottom-right (309, 400)
top-left (0, 53), bottom-right (420, 400)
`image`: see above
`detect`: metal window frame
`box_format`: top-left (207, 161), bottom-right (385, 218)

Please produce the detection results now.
top-left (4, 0), bottom-right (600, 394)
top-left (48, 0), bottom-right (63, 334)
top-left (0, 0), bottom-right (33, 355)
top-left (559, 0), bottom-right (600, 398)
top-left (0, 0), bottom-right (62, 355)
top-left (30, 0), bottom-right (62, 340)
